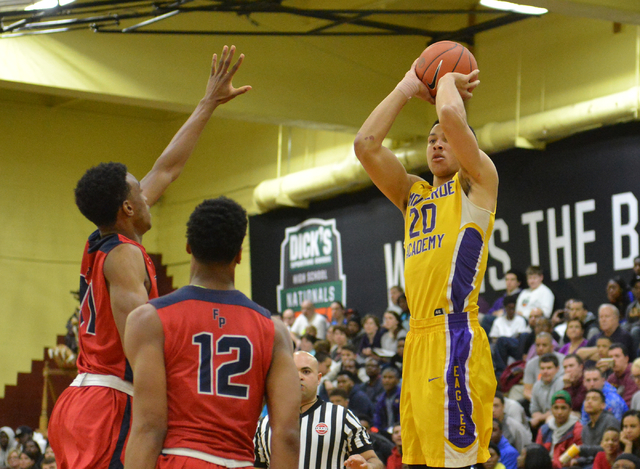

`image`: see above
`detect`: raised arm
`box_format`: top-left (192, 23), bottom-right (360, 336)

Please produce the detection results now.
top-left (103, 243), bottom-right (151, 346)
top-left (265, 318), bottom-right (301, 469)
top-left (354, 62), bottom-right (429, 212)
top-left (435, 71), bottom-right (498, 212)
top-left (123, 304), bottom-right (167, 469)
top-left (140, 45), bottom-right (252, 206)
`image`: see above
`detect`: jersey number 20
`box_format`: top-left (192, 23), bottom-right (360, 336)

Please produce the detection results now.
top-left (192, 333), bottom-right (253, 399)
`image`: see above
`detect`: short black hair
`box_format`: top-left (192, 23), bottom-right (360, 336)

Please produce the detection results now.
top-left (75, 162), bottom-right (130, 227)
top-left (610, 342), bottom-right (629, 357)
top-left (540, 353), bottom-right (559, 368)
top-left (494, 390), bottom-right (504, 403)
top-left (329, 388), bottom-right (349, 400)
top-left (564, 353), bottom-right (584, 366)
top-left (506, 269), bottom-right (525, 285)
top-left (503, 294), bottom-right (518, 307)
top-left (186, 197), bottom-right (247, 264)
top-left (585, 388), bottom-right (605, 402)
top-left (631, 277), bottom-right (640, 289)
top-left (430, 119), bottom-right (477, 139)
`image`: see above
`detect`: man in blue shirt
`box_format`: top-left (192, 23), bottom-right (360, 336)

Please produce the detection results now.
top-left (582, 367), bottom-right (628, 422)
top-left (490, 417), bottom-right (519, 469)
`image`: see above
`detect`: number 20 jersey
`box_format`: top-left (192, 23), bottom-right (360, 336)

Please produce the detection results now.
top-left (150, 285), bottom-right (275, 465)
top-left (403, 173), bottom-right (495, 319)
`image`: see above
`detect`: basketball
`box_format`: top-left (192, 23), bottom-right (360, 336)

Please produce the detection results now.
top-left (414, 41), bottom-right (477, 98)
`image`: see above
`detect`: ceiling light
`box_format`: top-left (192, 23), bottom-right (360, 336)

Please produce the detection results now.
top-left (480, 0), bottom-right (547, 15)
top-left (24, 0), bottom-right (73, 11)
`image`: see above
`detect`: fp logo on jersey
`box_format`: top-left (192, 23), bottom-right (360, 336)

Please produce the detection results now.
top-left (315, 423), bottom-right (329, 435)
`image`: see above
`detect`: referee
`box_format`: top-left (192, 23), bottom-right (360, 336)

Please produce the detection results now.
top-left (255, 351), bottom-right (384, 469)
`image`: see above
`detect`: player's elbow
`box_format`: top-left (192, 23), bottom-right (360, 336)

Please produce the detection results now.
top-left (272, 425), bottom-right (300, 456)
top-left (354, 133), bottom-right (379, 162)
top-left (438, 104), bottom-right (466, 130)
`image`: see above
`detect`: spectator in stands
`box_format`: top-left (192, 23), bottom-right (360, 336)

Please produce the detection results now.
top-left (613, 453), bottom-right (640, 469)
top-left (13, 427), bottom-right (32, 453)
top-left (583, 305), bottom-right (635, 361)
top-left (358, 315), bottom-right (384, 358)
top-left (621, 410), bottom-right (640, 458)
top-left (357, 415), bottom-right (394, 465)
top-left (388, 337), bottom-right (404, 370)
top-left (579, 389), bottom-right (621, 466)
top-left (490, 418), bottom-right (519, 469)
top-left (551, 302), bottom-right (572, 344)
top-left (22, 439), bottom-right (42, 468)
top-left (291, 300), bottom-right (329, 339)
top-left (1, 427), bottom-right (17, 467)
top-left (397, 294), bottom-right (410, 331)
top-left (593, 427), bottom-right (622, 469)
top-left (299, 333), bottom-right (317, 353)
top-left (518, 443), bottom-right (553, 469)
top-left (608, 277), bottom-right (632, 322)
top-left (563, 353), bottom-right (588, 414)
top-left (525, 316), bottom-right (560, 362)
top-left (570, 300), bottom-right (600, 340)
top-left (478, 443), bottom-right (505, 469)
top-left (624, 279), bottom-right (640, 355)
top-left (330, 301), bottom-right (347, 326)
top-left (523, 332), bottom-right (565, 403)
top-left (347, 317), bottom-right (365, 348)
top-left (336, 370), bottom-right (374, 419)
top-left (6, 448), bottom-right (20, 469)
top-left (388, 286), bottom-right (404, 314)
top-left (583, 367), bottom-right (629, 422)
top-left (316, 351), bottom-right (335, 401)
top-left (559, 319), bottom-right (589, 355)
top-left (536, 390), bottom-right (583, 469)
top-left (362, 358), bottom-right (385, 405)
top-left (630, 359), bottom-right (640, 411)
top-left (328, 388), bottom-right (350, 409)
top-left (386, 423), bottom-right (403, 469)
top-left (607, 344), bottom-right (639, 406)
top-left (281, 308), bottom-right (300, 349)
top-left (331, 325), bottom-right (349, 361)
top-left (630, 258), bottom-right (640, 288)
top-left (373, 367), bottom-right (401, 433)
top-left (380, 311), bottom-right (406, 355)
top-left (493, 391), bottom-right (532, 452)
top-left (18, 451), bottom-right (37, 469)
top-left (530, 354), bottom-right (565, 430)
top-left (41, 457), bottom-right (56, 469)
top-left (516, 266), bottom-right (555, 320)
top-left (339, 345), bottom-right (368, 381)
top-left (489, 295), bottom-right (529, 342)
top-left (483, 270), bottom-right (525, 334)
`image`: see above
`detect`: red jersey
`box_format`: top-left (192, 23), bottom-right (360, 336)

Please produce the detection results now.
top-left (150, 285), bottom-right (275, 464)
top-left (77, 230), bottom-right (158, 381)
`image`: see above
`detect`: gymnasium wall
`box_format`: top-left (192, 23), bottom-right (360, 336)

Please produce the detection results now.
top-left (1, 11), bottom-right (639, 399)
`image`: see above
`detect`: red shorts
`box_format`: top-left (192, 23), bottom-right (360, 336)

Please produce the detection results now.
top-left (156, 455), bottom-right (255, 469)
top-left (49, 385), bottom-right (131, 469)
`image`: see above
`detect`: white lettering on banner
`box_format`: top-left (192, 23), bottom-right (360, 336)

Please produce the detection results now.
top-left (487, 219), bottom-right (511, 291)
top-left (289, 227), bottom-right (333, 263)
top-left (384, 241), bottom-right (405, 310)
top-left (576, 200), bottom-right (597, 277)
top-left (612, 192), bottom-right (639, 270)
top-left (547, 205), bottom-right (573, 281)
top-left (521, 210), bottom-right (544, 266)
top-left (285, 286), bottom-right (336, 308)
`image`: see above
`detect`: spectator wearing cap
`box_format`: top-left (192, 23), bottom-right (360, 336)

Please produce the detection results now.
top-left (536, 390), bottom-right (583, 469)
top-left (0, 427), bottom-right (17, 466)
top-left (530, 353), bottom-right (565, 430)
top-left (607, 343), bottom-right (639, 406)
top-left (613, 453), bottom-right (640, 469)
top-left (490, 418), bottom-right (519, 469)
top-left (373, 367), bottom-right (401, 433)
top-left (336, 370), bottom-right (374, 419)
top-left (578, 389), bottom-right (621, 467)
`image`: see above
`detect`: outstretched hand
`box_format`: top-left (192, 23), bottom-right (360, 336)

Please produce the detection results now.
top-left (203, 45), bottom-right (252, 107)
top-left (344, 454), bottom-right (368, 469)
top-left (437, 69), bottom-right (480, 100)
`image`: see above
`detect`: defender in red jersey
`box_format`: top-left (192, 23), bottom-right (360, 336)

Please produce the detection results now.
top-left (48, 46), bottom-right (252, 469)
top-left (124, 198), bottom-right (300, 469)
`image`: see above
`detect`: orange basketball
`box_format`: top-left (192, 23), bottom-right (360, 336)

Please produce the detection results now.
top-left (414, 41), bottom-right (477, 98)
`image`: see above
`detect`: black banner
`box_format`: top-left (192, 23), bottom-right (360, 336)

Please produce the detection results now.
top-left (250, 122), bottom-right (640, 317)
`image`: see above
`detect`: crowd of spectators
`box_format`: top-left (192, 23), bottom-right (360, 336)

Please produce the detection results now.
top-left (0, 425), bottom-right (56, 469)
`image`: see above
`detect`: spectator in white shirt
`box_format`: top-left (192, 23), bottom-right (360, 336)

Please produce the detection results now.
top-left (516, 266), bottom-right (556, 320)
top-left (490, 295), bottom-right (529, 341)
top-left (291, 300), bottom-right (329, 340)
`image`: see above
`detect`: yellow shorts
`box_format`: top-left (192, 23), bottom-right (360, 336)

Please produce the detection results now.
top-left (400, 313), bottom-right (496, 467)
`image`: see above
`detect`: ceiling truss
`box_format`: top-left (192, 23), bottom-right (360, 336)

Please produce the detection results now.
top-left (0, 0), bottom-right (531, 39)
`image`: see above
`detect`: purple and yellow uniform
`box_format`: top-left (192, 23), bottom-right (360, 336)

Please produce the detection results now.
top-left (401, 173), bottom-right (496, 467)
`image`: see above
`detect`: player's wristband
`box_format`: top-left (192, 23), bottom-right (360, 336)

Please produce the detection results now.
top-left (394, 79), bottom-right (420, 99)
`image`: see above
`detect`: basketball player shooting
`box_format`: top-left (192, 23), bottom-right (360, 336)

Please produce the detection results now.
top-left (353, 47), bottom-right (498, 468)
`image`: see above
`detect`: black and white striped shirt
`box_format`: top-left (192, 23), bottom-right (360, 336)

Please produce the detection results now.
top-left (254, 398), bottom-right (373, 469)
